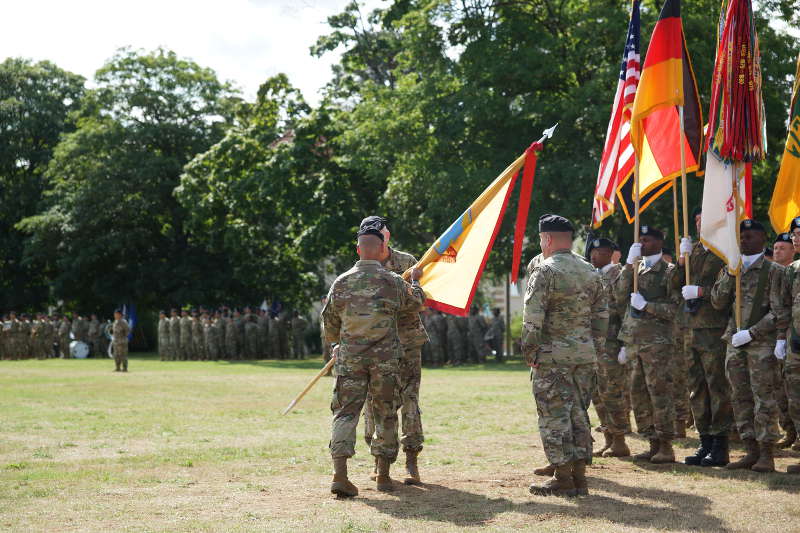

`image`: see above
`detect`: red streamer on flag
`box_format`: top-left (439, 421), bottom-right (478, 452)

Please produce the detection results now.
top-left (511, 142), bottom-right (542, 283)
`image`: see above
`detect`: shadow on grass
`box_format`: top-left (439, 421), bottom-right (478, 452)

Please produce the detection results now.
top-left (360, 476), bottom-right (728, 531)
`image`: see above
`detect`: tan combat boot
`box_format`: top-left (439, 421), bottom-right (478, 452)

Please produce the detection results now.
top-left (533, 463), bottom-right (556, 477)
top-left (751, 442), bottom-right (775, 473)
top-left (725, 439), bottom-right (759, 470)
top-left (529, 464), bottom-right (577, 497)
top-left (331, 457), bottom-right (358, 498)
top-left (404, 450), bottom-right (422, 485)
top-left (633, 439), bottom-right (660, 461)
top-left (369, 456), bottom-right (378, 481)
top-left (651, 440), bottom-right (675, 464)
top-left (777, 427), bottom-right (797, 449)
top-left (571, 460), bottom-right (589, 496)
top-left (375, 457), bottom-right (394, 492)
top-left (603, 433), bottom-right (631, 457)
top-left (593, 431), bottom-right (613, 457)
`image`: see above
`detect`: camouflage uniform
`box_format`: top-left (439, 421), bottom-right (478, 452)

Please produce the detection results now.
top-left (268, 316), bottom-right (282, 359)
top-left (291, 315), bottom-right (308, 359)
top-left (179, 314), bottom-right (193, 361)
top-left (677, 242), bottom-right (733, 437)
top-left (467, 313), bottom-right (489, 363)
top-left (224, 315), bottom-right (237, 360)
top-left (258, 312), bottom-right (270, 358)
top-left (193, 316), bottom-right (206, 361)
top-left (711, 255), bottom-right (786, 444)
top-left (671, 307), bottom-right (691, 425)
top-left (157, 316), bottom-right (170, 361)
top-left (445, 314), bottom-right (465, 364)
top-left (593, 262), bottom-right (630, 436)
top-left (58, 318), bottom-right (71, 359)
top-left (485, 314), bottom-right (505, 361)
top-left (169, 314), bottom-right (181, 361)
top-left (20, 319), bottom-right (31, 359)
top-left (364, 248), bottom-right (428, 453)
top-left (323, 259), bottom-right (425, 461)
top-left (523, 250), bottom-right (608, 466)
top-left (617, 256), bottom-right (680, 441)
top-left (244, 318), bottom-right (259, 359)
top-left (112, 318), bottom-right (130, 371)
top-left (208, 316), bottom-right (222, 361)
top-left (784, 259), bottom-right (800, 444)
top-left (87, 318), bottom-right (101, 358)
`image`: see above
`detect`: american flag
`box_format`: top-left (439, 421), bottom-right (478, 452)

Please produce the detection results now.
top-left (592, 0), bottom-right (641, 228)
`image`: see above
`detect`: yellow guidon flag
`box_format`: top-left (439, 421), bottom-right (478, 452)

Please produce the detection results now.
top-left (769, 52), bottom-right (800, 233)
top-left (405, 132), bottom-right (552, 315)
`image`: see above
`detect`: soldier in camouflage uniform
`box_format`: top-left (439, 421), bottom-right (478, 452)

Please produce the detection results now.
top-left (586, 238), bottom-right (631, 458)
top-left (208, 311), bottom-right (223, 361)
top-left (678, 208), bottom-right (734, 467)
top-left (359, 216), bottom-right (429, 485)
top-left (224, 310), bottom-right (238, 360)
top-left (445, 314), bottom-right (465, 365)
top-left (467, 305), bottom-right (489, 363)
top-left (784, 217), bottom-right (800, 472)
top-left (169, 309), bottom-right (181, 361)
top-left (671, 305), bottom-right (691, 439)
top-left (258, 309), bottom-right (270, 358)
top-left (19, 315), bottom-right (32, 359)
top-left (87, 315), bottom-right (101, 358)
top-left (771, 231), bottom-right (797, 448)
top-left (193, 310), bottom-right (206, 361)
top-left (291, 311), bottom-right (308, 359)
top-left (244, 314), bottom-right (259, 359)
top-left (711, 219), bottom-right (787, 473)
top-left (111, 309), bottom-right (130, 372)
top-left (617, 225), bottom-right (680, 464)
top-left (179, 310), bottom-right (192, 361)
top-left (485, 308), bottom-right (505, 363)
top-left (322, 227), bottom-right (425, 497)
top-left (524, 215), bottom-right (607, 497)
top-left (157, 311), bottom-right (169, 361)
top-left (58, 315), bottom-right (71, 359)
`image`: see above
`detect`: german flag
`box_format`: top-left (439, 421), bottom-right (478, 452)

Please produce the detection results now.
top-left (617, 0), bottom-right (703, 223)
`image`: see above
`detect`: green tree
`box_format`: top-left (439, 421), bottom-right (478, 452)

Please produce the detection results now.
top-left (19, 48), bottom-right (239, 311)
top-left (0, 58), bottom-right (85, 309)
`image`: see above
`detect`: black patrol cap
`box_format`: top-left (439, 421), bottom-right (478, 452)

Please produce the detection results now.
top-left (587, 237), bottom-right (617, 253)
top-left (538, 214), bottom-right (575, 234)
top-left (740, 219), bottom-right (766, 233)
top-left (776, 233), bottom-right (792, 244)
top-left (359, 215), bottom-right (388, 231)
top-left (639, 225), bottom-right (664, 240)
top-left (790, 216), bottom-right (800, 232)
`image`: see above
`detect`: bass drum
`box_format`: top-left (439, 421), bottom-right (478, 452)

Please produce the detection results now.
top-left (70, 341), bottom-right (90, 359)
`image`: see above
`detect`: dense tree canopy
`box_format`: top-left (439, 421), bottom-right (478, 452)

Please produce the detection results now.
top-left (4, 0), bottom-right (800, 317)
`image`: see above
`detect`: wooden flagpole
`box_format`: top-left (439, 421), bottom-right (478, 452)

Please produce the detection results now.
top-left (282, 357), bottom-right (336, 415)
top-left (672, 180), bottom-right (680, 261)
top-left (679, 106), bottom-right (691, 284)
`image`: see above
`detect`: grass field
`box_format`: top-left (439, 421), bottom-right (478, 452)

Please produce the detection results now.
top-left (2, 354), bottom-right (800, 532)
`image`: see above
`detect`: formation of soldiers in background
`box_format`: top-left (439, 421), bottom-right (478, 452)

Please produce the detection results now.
top-left (156, 306), bottom-right (309, 361)
top-left (0, 313), bottom-right (111, 360)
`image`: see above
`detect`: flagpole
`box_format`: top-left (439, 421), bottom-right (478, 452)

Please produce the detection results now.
top-left (672, 178), bottom-right (680, 261)
top-left (732, 163), bottom-right (742, 330)
top-left (633, 156), bottom-right (641, 293)
top-left (679, 106), bottom-right (691, 284)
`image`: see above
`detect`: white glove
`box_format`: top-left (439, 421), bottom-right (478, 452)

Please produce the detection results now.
top-left (682, 285), bottom-right (701, 300)
top-left (630, 292), bottom-right (647, 311)
top-left (626, 243), bottom-right (643, 265)
top-left (618, 347), bottom-right (627, 364)
top-left (775, 340), bottom-right (787, 360)
top-left (680, 237), bottom-right (693, 256)
top-left (731, 329), bottom-right (753, 348)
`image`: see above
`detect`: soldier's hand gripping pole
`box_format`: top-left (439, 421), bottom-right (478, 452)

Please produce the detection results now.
top-left (281, 353), bottom-right (336, 415)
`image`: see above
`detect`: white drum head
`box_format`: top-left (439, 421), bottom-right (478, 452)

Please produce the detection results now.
top-left (69, 341), bottom-right (89, 359)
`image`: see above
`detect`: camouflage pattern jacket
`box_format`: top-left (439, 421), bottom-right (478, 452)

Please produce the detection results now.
top-left (675, 242), bottom-right (729, 330)
top-left (383, 248), bottom-right (429, 348)
top-left (322, 259), bottom-right (426, 360)
top-left (711, 254), bottom-right (788, 343)
top-left (522, 249), bottom-right (608, 366)
top-left (112, 319), bottom-right (130, 343)
top-left (600, 263), bottom-right (624, 352)
top-left (617, 257), bottom-right (680, 345)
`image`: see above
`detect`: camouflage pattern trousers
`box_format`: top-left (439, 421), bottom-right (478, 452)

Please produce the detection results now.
top-left (533, 362), bottom-right (595, 466)
top-left (725, 342), bottom-right (781, 443)
top-left (776, 358), bottom-right (795, 434)
top-left (687, 329), bottom-right (733, 436)
top-left (629, 343), bottom-right (676, 440)
top-left (331, 353), bottom-right (401, 461)
top-left (671, 330), bottom-right (690, 422)
top-left (783, 348), bottom-right (800, 436)
top-left (112, 341), bottom-right (128, 367)
top-left (593, 344), bottom-right (630, 435)
top-left (363, 347), bottom-right (424, 452)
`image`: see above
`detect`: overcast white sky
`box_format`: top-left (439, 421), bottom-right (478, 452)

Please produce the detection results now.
top-left (1, 0), bottom-right (383, 105)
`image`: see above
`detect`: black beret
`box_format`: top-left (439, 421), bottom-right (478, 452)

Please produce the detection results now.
top-left (357, 227), bottom-right (384, 241)
top-left (639, 225), bottom-right (664, 240)
top-left (692, 206), bottom-right (702, 218)
top-left (538, 214), bottom-right (575, 233)
top-left (791, 216), bottom-right (800, 232)
top-left (359, 215), bottom-right (388, 231)
top-left (740, 219), bottom-right (766, 232)
top-left (775, 233), bottom-right (792, 244)
top-left (587, 237), bottom-right (617, 253)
